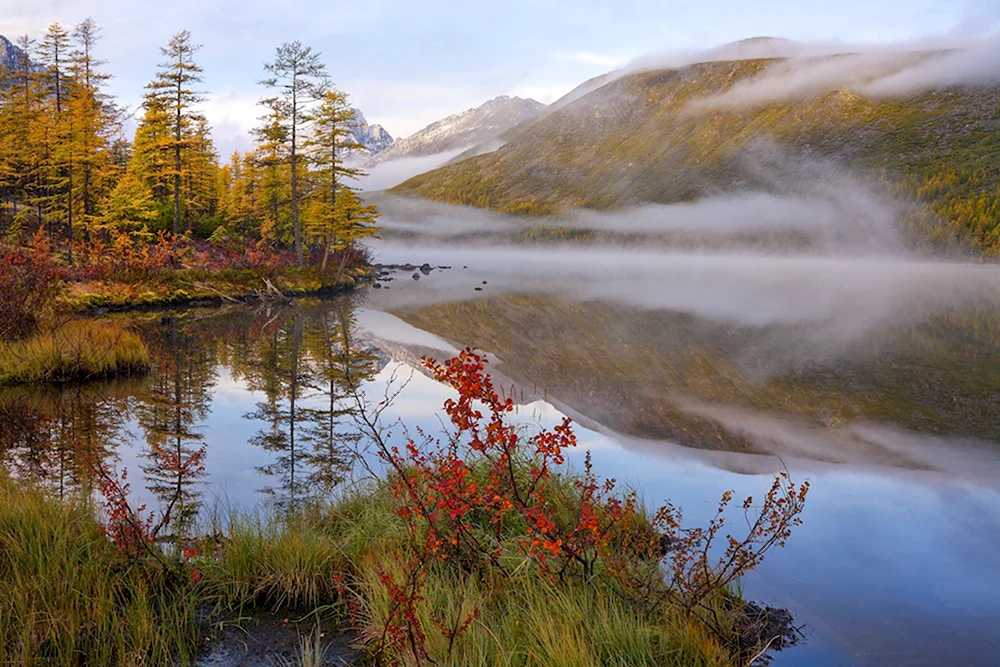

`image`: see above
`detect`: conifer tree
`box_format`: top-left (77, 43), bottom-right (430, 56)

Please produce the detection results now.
top-left (253, 98), bottom-right (291, 250)
top-left (99, 172), bottom-right (158, 236)
top-left (68, 18), bottom-right (116, 238)
top-left (304, 89), bottom-right (363, 270)
top-left (36, 24), bottom-right (73, 248)
top-left (131, 95), bottom-right (173, 207)
top-left (258, 41), bottom-right (329, 265)
top-left (329, 185), bottom-right (379, 283)
top-left (144, 30), bottom-right (205, 237)
top-left (0, 36), bottom-right (41, 235)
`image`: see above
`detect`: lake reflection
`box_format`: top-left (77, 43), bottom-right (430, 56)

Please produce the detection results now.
top-left (0, 299), bottom-right (382, 530)
top-left (1, 293), bottom-right (999, 666)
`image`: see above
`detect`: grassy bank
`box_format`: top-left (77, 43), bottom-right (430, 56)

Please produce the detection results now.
top-left (0, 476), bottom-right (201, 665)
top-left (0, 237), bottom-right (370, 386)
top-left (0, 477), bottom-right (741, 667)
top-left (0, 320), bottom-right (150, 385)
top-left (60, 264), bottom-right (371, 313)
top-left (0, 350), bottom-right (804, 666)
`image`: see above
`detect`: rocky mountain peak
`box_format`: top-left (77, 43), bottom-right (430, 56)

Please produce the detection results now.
top-left (369, 95), bottom-right (547, 164)
top-left (343, 108), bottom-right (395, 157)
top-left (0, 34), bottom-right (28, 70)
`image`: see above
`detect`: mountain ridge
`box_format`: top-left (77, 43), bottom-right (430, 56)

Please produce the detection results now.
top-left (0, 34), bottom-right (30, 71)
top-left (391, 52), bottom-right (1000, 254)
top-left (370, 95), bottom-right (546, 163)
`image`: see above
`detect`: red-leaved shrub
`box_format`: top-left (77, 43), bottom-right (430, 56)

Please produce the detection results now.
top-left (360, 349), bottom-right (809, 664)
top-left (0, 234), bottom-right (63, 341)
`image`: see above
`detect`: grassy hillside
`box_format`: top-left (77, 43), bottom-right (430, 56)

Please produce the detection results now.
top-left (393, 57), bottom-right (1000, 253)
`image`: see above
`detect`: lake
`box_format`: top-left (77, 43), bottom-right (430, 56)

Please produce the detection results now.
top-left (3, 239), bottom-right (1000, 666)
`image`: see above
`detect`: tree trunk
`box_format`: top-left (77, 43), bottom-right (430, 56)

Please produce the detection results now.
top-left (321, 137), bottom-right (336, 273)
top-left (67, 137), bottom-right (73, 264)
top-left (334, 244), bottom-right (353, 287)
top-left (174, 95), bottom-right (182, 237)
top-left (290, 79), bottom-right (304, 266)
top-left (289, 314), bottom-right (303, 508)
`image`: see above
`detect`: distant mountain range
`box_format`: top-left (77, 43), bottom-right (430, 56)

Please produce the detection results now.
top-left (392, 42), bottom-right (1000, 254)
top-left (369, 95), bottom-right (546, 164)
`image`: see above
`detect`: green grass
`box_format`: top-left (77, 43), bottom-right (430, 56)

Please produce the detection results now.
top-left (354, 557), bottom-right (733, 667)
top-left (0, 475), bottom-right (201, 666)
top-left (1, 471), bottom-right (751, 666)
top-left (0, 319), bottom-right (151, 385)
top-left (196, 480), bottom-right (741, 667)
top-left (203, 507), bottom-right (350, 613)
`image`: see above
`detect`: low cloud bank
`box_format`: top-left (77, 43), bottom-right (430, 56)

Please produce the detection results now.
top-left (370, 242), bottom-right (1000, 342)
top-left (352, 147), bottom-right (471, 192)
top-left (669, 36), bottom-right (1000, 112)
top-left (373, 149), bottom-right (903, 254)
top-left (551, 35), bottom-right (1000, 114)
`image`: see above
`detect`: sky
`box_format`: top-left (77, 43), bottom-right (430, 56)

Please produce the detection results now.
top-left (3, 0), bottom-right (998, 157)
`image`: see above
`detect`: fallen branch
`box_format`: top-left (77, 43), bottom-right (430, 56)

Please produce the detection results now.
top-left (178, 280), bottom-right (240, 303)
top-left (254, 277), bottom-right (293, 305)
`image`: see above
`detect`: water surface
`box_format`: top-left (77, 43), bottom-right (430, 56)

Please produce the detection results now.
top-left (3, 244), bottom-right (1000, 666)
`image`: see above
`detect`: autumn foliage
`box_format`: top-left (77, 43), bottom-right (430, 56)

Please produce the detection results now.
top-left (95, 444), bottom-right (206, 571)
top-left (50, 342), bottom-right (810, 665)
top-left (67, 230), bottom-right (290, 282)
top-left (0, 233), bottom-right (63, 342)
top-left (359, 349), bottom-right (809, 664)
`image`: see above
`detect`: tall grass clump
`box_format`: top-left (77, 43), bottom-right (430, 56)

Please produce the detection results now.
top-left (0, 319), bottom-right (150, 385)
top-left (0, 475), bottom-right (200, 666)
top-left (203, 506), bottom-right (349, 613)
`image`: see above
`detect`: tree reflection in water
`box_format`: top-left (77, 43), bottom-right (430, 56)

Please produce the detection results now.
top-left (0, 295), bottom-right (378, 535)
top-left (0, 381), bottom-right (136, 500)
top-left (243, 301), bottom-right (379, 511)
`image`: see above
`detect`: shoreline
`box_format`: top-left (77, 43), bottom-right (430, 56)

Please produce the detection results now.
top-left (75, 276), bottom-right (371, 316)
top-left (0, 265), bottom-right (374, 387)
top-left (63, 267), bottom-right (374, 316)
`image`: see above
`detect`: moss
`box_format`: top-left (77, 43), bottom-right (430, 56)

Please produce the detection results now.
top-left (57, 265), bottom-right (361, 313)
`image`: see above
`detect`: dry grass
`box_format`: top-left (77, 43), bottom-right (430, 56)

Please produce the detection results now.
top-left (0, 475), bottom-right (200, 666)
top-left (0, 319), bottom-right (150, 385)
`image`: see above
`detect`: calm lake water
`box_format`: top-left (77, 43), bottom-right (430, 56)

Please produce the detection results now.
top-left (3, 240), bottom-right (1000, 666)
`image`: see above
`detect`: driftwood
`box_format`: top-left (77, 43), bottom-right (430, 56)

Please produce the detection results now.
top-left (178, 280), bottom-right (240, 303)
top-left (254, 277), bottom-right (293, 305)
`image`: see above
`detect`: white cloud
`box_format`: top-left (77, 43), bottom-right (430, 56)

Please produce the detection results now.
top-left (353, 148), bottom-right (469, 191)
top-left (682, 35), bottom-right (1000, 112)
top-left (553, 50), bottom-right (631, 68)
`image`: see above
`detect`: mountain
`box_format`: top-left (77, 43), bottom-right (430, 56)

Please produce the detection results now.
top-left (0, 34), bottom-right (27, 70)
top-left (344, 109), bottom-right (395, 157)
top-left (370, 95), bottom-right (546, 163)
top-left (392, 50), bottom-right (1000, 254)
top-left (546, 37), bottom-right (801, 113)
